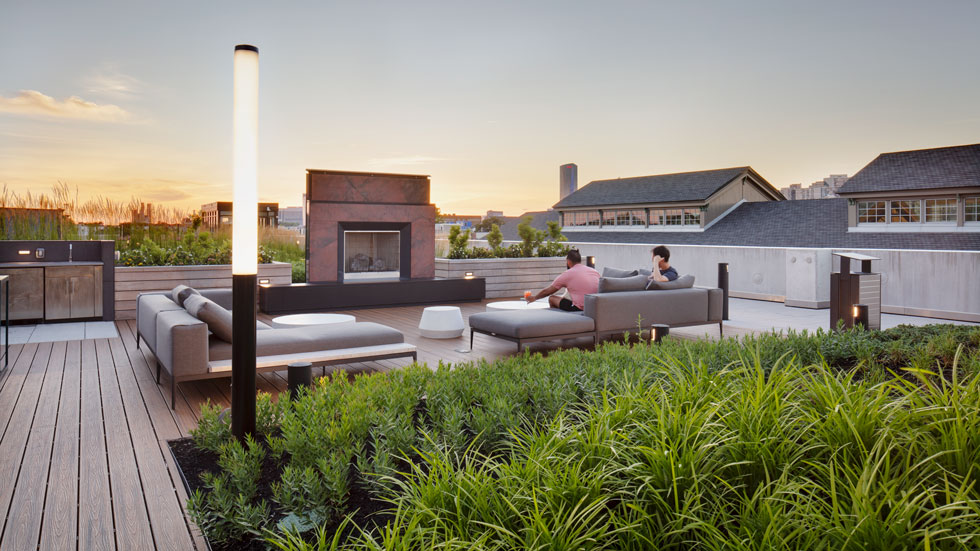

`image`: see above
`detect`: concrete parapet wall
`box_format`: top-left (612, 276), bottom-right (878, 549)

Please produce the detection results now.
top-left (563, 241), bottom-right (978, 323)
top-left (114, 261), bottom-right (292, 320)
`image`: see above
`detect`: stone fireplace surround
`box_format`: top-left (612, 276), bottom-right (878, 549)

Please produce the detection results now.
top-left (306, 170), bottom-right (436, 283)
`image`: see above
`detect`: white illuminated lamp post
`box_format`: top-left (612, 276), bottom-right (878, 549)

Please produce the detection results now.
top-left (232, 44), bottom-right (259, 439)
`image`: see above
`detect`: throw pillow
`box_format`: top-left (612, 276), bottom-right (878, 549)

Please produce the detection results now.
top-left (601, 266), bottom-right (638, 278)
top-left (171, 284), bottom-right (201, 307)
top-left (598, 273), bottom-right (649, 293)
top-left (184, 294), bottom-right (234, 342)
top-left (647, 274), bottom-right (696, 290)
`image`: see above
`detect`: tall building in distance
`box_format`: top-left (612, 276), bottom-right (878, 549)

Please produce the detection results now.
top-left (781, 174), bottom-right (849, 200)
top-left (560, 163), bottom-right (578, 200)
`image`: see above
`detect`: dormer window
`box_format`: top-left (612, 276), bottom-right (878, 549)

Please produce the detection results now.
top-left (857, 201), bottom-right (886, 224)
top-left (925, 199), bottom-right (957, 222)
top-left (966, 197), bottom-right (979, 223)
top-left (890, 200), bottom-right (919, 223)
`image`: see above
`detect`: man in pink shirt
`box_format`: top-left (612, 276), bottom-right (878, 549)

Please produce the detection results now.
top-left (525, 249), bottom-right (599, 312)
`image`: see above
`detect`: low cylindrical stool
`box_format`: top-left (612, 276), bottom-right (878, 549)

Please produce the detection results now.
top-left (287, 361), bottom-right (313, 399)
top-left (651, 324), bottom-right (670, 344)
top-left (419, 306), bottom-right (465, 339)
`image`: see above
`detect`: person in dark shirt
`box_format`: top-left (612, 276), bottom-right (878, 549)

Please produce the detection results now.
top-left (648, 245), bottom-right (678, 282)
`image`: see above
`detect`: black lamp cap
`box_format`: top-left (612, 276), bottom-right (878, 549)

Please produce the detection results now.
top-left (235, 44), bottom-right (259, 53)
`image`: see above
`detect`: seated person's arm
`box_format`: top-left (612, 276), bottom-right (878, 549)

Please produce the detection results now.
top-left (648, 255), bottom-right (668, 282)
top-left (528, 285), bottom-right (560, 303)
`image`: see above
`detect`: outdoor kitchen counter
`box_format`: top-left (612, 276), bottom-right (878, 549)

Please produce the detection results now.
top-left (0, 261), bottom-right (103, 268)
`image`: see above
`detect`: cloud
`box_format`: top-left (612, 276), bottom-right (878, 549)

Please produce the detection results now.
top-left (367, 155), bottom-right (450, 167)
top-left (0, 90), bottom-right (132, 122)
top-left (86, 66), bottom-right (143, 97)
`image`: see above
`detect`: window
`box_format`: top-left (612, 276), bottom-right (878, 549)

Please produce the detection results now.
top-left (684, 208), bottom-right (701, 226)
top-left (966, 197), bottom-right (979, 223)
top-left (890, 200), bottom-right (920, 223)
top-left (925, 199), bottom-right (957, 223)
top-left (649, 210), bottom-right (663, 225)
top-left (664, 209), bottom-right (684, 226)
top-left (563, 211), bottom-right (600, 227)
top-left (857, 201), bottom-right (886, 224)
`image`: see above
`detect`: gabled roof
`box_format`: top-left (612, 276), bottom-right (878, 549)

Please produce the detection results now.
top-left (553, 167), bottom-right (779, 209)
top-left (838, 143), bottom-right (980, 195)
top-left (544, 199), bottom-right (980, 250)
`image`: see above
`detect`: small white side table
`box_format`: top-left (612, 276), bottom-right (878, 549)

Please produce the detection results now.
top-left (419, 306), bottom-right (465, 339)
top-left (272, 313), bottom-right (356, 327)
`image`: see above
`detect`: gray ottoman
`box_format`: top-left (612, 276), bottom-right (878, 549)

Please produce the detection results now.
top-left (468, 309), bottom-right (596, 351)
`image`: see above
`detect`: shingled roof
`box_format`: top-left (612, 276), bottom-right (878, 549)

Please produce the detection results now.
top-left (521, 199), bottom-right (980, 250)
top-left (553, 167), bottom-right (767, 208)
top-left (838, 143), bottom-right (980, 194)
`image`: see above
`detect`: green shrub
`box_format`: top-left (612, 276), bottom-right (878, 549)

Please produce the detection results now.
top-left (196, 324), bottom-right (980, 549)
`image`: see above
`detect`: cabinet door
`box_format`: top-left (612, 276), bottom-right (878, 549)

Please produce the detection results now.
top-left (69, 267), bottom-right (102, 319)
top-left (0, 268), bottom-right (44, 320)
top-left (45, 272), bottom-right (72, 320)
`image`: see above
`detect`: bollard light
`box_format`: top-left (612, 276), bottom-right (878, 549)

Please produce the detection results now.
top-left (231, 44), bottom-right (259, 440)
top-left (651, 324), bottom-right (669, 344)
top-left (853, 304), bottom-right (869, 330)
top-left (717, 262), bottom-right (729, 321)
top-left (586, 256), bottom-right (596, 268)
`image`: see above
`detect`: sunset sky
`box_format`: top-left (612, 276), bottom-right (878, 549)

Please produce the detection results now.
top-left (1, 1), bottom-right (978, 217)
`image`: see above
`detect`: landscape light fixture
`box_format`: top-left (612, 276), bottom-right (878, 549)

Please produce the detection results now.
top-left (464, 272), bottom-right (475, 279)
top-left (651, 324), bottom-right (669, 344)
top-left (717, 262), bottom-right (729, 320)
top-left (231, 44), bottom-right (259, 440)
top-left (586, 256), bottom-right (596, 268)
top-left (853, 304), bottom-right (869, 329)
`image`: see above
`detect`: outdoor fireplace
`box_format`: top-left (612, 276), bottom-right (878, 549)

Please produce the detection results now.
top-left (343, 230), bottom-right (400, 279)
top-left (306, 170), bottom-right (436, 283)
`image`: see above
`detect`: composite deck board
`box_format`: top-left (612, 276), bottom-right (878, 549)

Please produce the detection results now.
top-left (0, 343), bottom-right (50, 541)
top-left (114, 321), bottom-right (207, 550)
top-left (95, 338), bottom-right (156, 551)
top-left (1, 341), bottom-right (66, 550)
top-left (39, 340), bottom-right (82, 551)
top-left (108, 337), bottom-right (196, 551)
top-left (0, 300), bottom-right (734, 550)
top-left (78, 339), bottom-right (115, 551)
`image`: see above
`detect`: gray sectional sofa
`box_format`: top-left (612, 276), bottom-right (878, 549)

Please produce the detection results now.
top-left (468, 283), bottom-right (723, 351)
top-left (137, 288), bottom-right (417, 408)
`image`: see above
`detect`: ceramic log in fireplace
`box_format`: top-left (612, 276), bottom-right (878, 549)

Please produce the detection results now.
top-left (306, 170), bottom-right (436, 283)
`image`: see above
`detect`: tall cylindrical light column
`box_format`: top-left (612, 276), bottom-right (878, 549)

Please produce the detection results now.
top-left (232, 44), bottom-right (258, 440)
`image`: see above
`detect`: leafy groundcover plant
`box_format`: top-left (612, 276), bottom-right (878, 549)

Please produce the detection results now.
top-left (171, 324), bottom-right (980, 550)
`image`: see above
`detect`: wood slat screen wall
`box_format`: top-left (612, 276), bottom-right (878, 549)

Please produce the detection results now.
top-left (114, 262), bottom-right (292, 320)
top-left (435, 257), bottom-right (567, 298)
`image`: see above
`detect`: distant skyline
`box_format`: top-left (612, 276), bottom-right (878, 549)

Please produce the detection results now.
top-left (2, 1), bottom-right (979, 216)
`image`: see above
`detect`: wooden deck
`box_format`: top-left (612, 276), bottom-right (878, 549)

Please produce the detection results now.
top-left (0, 301), bottom-right (732, 550)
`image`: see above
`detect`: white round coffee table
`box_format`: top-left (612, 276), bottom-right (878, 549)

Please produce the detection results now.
top-left (418, 306), bottom-right (465, 339)
top-left (272, 313), bottom-right (356, 326)
top-left (486, 300), bottom-right (551, 311)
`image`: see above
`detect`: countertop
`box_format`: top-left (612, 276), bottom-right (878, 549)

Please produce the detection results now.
top-left (0, 261), bottom-right (103, 269)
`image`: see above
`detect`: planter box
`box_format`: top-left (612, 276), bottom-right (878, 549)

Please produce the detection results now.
top-left (435, 257), bottom-right (567, 299)
top-left (113, 261), bottom-right (292, 320)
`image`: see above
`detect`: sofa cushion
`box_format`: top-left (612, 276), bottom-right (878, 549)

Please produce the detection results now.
top-left (601, 266), bottom-right (638, 278)
top-left (598, 274), bottom-right (649, 293)
top-left (184, 294), bottom-right (234, 342)
top-left (208, 322), bottom-right (405, 362)
top-left (468, 310), bottom-right (595, 339)
top-left (171, 285), bottom-right (201, 307)
top-left (637, 268), bottom-right (652, 277)
top-left (137, 293), bottom-right (184, 351)
top-left (647, 274), bottom-right (695, 290)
